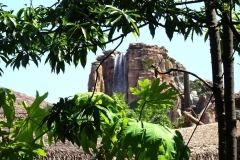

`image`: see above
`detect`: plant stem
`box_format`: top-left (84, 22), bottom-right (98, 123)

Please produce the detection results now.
top-left (139, 100), bottom-right (147, 121)
top-left (102, 126), bottom-right (130, 160)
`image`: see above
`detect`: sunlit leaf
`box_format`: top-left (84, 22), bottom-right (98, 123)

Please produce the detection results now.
top-left (81, 27), bottom-right (88, 40)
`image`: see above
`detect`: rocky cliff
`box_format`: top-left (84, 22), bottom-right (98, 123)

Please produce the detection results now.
top-left (88, 43), bottom-right (185, 104)
top-left (87, 43), bottom-right (240, 124)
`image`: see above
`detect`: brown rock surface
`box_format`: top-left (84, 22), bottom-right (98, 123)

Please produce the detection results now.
top-left (87, 62), bottom-right (105, 93)
top-left (88, 43), bottom-right (185, 103)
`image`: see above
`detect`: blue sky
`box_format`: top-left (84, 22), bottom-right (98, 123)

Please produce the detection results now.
top-left (1, 0), bottom-right (240, 103)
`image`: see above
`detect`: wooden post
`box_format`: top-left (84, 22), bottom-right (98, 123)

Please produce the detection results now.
top-left (184, 73), bottom-right (191, 126)
top-left (184, 72), bottom-right (190, 109)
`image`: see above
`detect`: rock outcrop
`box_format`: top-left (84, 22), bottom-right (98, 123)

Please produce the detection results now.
top-left (87, 43), bottom-right (240, 125)
top-left (88, 43), bottom-right (185, 104)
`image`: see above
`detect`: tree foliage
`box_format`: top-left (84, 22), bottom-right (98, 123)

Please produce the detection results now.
top-left (190, 79), bottom-right (212, 96)
top-left (0, 0), bottom-right (234, 75)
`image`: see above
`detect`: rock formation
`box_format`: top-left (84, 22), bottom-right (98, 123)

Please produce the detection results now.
top-left (88, 43), bottom-right (185, 104)
top-left (88, 43), bottom-right (240, 125)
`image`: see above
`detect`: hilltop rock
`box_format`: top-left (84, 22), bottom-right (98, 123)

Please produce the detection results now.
top-left (88, 43), bottom-right (185, 103)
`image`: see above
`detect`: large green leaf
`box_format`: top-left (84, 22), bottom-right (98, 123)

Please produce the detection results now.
top-left (12, 91), bottom-right (50, 145)
top-left (105, 118), bottom-right (190, 160)
top-left (0, 142), bottom-right (46, 159)
top-left (130, 78), bottom-right (178, 121)
top-left (0, 88), bottom-right (16, 127)
top-left (165, 16), bottom-right (175, 41)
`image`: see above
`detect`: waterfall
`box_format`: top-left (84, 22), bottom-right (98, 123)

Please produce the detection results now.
top-left (113, 53), bottom-right (127, 94)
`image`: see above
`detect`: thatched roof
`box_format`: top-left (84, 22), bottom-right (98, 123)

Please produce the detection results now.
top-left (1, 87), bottom-right (240, 160)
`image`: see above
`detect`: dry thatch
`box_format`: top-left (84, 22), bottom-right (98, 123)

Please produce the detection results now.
top-left (178, 122), bottom-right (240, 160)
top-left (1, 87), bottom-right (240, 159)
top-left (178, 123), bottom-right (219, 160)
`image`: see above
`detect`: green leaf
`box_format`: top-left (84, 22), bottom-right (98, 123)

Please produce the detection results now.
top-left (12, 91), bottom-right (49, 146)
top-left (0, 142), bottom-right (46, 159)
top-left (33, 148), bottom-right (47, 156)
top-left (80, 49), bottom-right (87, 68)
top-left (9, 17), bottom-right (17, 27)
top-left (165, 16), bottom-right (175, 41)
top-left (0, 88), bottom-right (16, 127)
top-left (179, 20), bottom-right (186, 34)
top-left (108, 27), bottom-right (116, 41)
top-left (32, 19), bottom-right (39, 28)
top-left (24, 9), bottom-right (28, 21)
top-left (80, 130), bottom-right (92, 155)
top-left (184, 27), bottom-right (191, 41)
top-left (123, 14), bottom-right (133, 23)
top-left (119, 119), bottom-right (144, 150)
top-left (22, 32), bottom-right (30, 45)
top-left (191, 27), bottom-right (195, 41)
top-left (30, 54), bottom-right (39, 66)
top-left (130, 78), bottom-right (178, 122)
top-left (116, 118), bottom-right (190, 159)
top-left (16, 8), bottom-right (24, 19)
top-left (105, 5), bottom-right (121, 12)
top-left (22, 54), bottom-right (29, 68)
top-left (149, 23), bottom-right (155, 38)
top-left (67, 26), bottom-right (77, 40)
top-left (111, 15), bottom-right (122, 25)
top-left (81, 27), bottom-right (88, 40)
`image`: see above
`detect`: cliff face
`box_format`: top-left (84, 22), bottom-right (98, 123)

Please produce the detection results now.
top-left (87, 43), bottom-right (240, 124)
top-left (88, 43), bottom-right (185, 104)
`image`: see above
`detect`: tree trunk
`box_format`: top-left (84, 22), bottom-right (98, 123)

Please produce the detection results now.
top-left (222, 11), bottom-right (237, 160)
top-left (205, 1), bottom-right (225, 159)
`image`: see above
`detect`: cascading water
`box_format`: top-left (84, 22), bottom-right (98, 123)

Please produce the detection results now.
top-left (112, 53), bottom-right (127, 94)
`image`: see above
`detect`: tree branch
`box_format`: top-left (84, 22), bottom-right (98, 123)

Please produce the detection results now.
top-left (151, 65), bottom-right (213, 90)
top-left (169, 0), bottom-right (204, 6)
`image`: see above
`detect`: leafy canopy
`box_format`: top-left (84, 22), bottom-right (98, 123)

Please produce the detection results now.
top-left (3, 0), bottom-right (240, 76)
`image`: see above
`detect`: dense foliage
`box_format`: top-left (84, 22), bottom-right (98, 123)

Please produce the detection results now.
top-left (41, 79), bottom-right (190, 159)
top-left (190, 79), bottom-right (212, 96)
top-left (1, 0), bottom-right (239, 76)
top-left (0, 88), bottom-right (51, 159)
